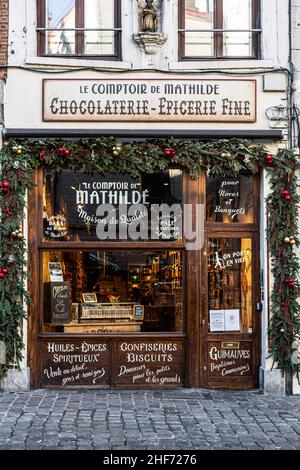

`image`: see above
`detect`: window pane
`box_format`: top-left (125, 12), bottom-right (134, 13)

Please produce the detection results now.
top-left (223, 0), bottom-right (252, 56)
top-left (206, 174), bottom-right (254, 223)
top-left (207, 238), bottom-right (253, 334)
top-left (42, 250), bottom-right (183, 333)
top-left (42, 170), bottom-right (183, 242)
top-left (46, 0), bottom-right (75, 54)
top-left (184, 0), bottom-right (214, 56)
top-left (84, 0), bottom-right (114, 55)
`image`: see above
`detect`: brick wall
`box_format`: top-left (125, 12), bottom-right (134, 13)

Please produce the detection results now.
top-left (0, 0), bottom-right (8, 77)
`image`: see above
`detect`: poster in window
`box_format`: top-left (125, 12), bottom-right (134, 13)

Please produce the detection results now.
top-left (209, 310), bottom-right (225, 332)
top-left (48, 262), bottom-right (63, 282)
top-left (224, 309), bottom-right (240, 332)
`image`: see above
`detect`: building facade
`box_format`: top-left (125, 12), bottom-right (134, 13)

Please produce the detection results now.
top-left (0, 0), bottom-right (299, 393)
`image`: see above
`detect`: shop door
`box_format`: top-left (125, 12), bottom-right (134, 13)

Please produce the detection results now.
top-left (200, 173), bottom-right (261, 389)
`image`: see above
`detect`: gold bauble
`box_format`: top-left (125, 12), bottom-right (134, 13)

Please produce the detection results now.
top-left (17, 146), bottom-right (22, 151)
top-left (221, 152), bottom-right (226, 157)
top-left (16, 149), bottom-right (22, 154)
top-left (12, 146), bottom-right (17, 152)
top-left (284, 237), bottom-right (290, 243)
top-left (12, 231), bottom-right (16, 237)
top-left (290, 240), bottom-right (296, 245)
top-left (116, 146), bottom-right (122, 152)
top-left (17, 233), bottom-right (23, 239)
top-left (113, 151), bottom-right (119, 156)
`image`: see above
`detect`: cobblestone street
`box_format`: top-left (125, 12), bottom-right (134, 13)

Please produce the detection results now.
top-left (0, 389), bottom-right (299, 450)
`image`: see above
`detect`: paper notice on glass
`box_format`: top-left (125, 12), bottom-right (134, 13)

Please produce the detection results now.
top-left (48, 262), bottom-right (64, 282)
top-left (209, 310), bottom-right (225, 332)
top-left (225, 309), bottom-right (240, 331)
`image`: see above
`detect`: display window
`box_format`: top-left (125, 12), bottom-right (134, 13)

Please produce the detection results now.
top-left (206, 173), bottom-right (254, 224)
top-left (42, 250), bottom-right (184, 333)
top-left (207, 238), bottom-right (253, 334)
top-left (42, 169), bottom-right (183, 242)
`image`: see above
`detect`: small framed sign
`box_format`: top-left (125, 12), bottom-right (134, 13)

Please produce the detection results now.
top-left (82, 293), bottom-right (98, 304)
top-left (133, 305), bottom-right (144, 320)
top-left (48, 262), bottom-right (63, 282)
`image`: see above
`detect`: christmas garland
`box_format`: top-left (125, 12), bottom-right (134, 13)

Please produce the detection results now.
top-left (0, 137), bottom-right (299, 381)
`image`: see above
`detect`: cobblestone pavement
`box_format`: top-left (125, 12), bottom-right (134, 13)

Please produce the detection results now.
top-left (0, 389), bottom-right (300, 450)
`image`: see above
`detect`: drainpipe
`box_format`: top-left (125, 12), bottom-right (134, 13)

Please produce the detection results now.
top-left (286, 0), bottom-right (294, 395)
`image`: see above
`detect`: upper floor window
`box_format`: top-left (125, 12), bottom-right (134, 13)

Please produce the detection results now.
top-left (178, 0), bottom-right (260, 60)
top-left (37, 0), bottom-right (121, 60)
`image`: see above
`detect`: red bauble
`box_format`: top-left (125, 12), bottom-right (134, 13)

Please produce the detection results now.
top-left (2, 187), bottom-right (8, 194)
top-left (286, 278), bottom-right (295, 287)
top-left (285, 194), bottom-right (292, 202)
top-left (281, 189), bottom-right (289, 198)
top-left (64, 149), bottom-right (70, 156)
top-left (58, 147), bottom-right (65, 155)
top-left (39, 151), bottom-right (45, 161)
top-left (0, 273), bottom-right (5, 279)
top-left (165, 150), bottom-right (172, 157)
top-left (3, 181), bottom-right (9, 188)
top-left (170, 147), bottom-right (176, 157)
top-left (265, 154), bottom-right (273, 167)
top-left (0, 183), bottom-right (2, 187)
top-left (5, 208), bottom-right (11, 216)
top-left (2, 269), bottom-right (8, 275)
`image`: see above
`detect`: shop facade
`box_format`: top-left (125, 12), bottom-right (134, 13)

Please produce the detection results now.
top-left (0, 0), bottom-right (296, 392)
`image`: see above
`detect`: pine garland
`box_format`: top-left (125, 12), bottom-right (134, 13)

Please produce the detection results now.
top-left (0, 137), bottom-right (299, 381)
top-left (266, 148), bottom-right (300, 378)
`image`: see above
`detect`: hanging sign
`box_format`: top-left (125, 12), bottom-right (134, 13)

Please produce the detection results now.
top-left (43, 78), bottom-right (256, 123)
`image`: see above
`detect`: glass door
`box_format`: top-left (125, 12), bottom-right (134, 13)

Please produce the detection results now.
top-left (201, 172), bottom-right (260, 388)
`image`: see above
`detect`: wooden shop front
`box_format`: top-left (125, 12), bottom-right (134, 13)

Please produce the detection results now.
top-left (27, 163), bottom-right (260, 389)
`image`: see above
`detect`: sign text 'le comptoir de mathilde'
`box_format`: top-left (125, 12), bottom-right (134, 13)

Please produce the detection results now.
top-left (43, 79), bottom-right (257, 123)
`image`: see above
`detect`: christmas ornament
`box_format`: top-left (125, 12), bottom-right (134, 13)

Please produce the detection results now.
top-left (284, 237), bottom-right (290, 244)
top-left (13, 145), bottom-right (23, 154)
top-left (64, 149), bottom-right (70, 156)
top-left (12, 229), bottom-right (23, 239)
top-left (285, 194), bottom-right (292, 202)
top-left (112, 145), bottom-right (122, 156)
top-left (39, 151), bottom-right (45, 161)
top-left (0, 272), bottom-right (5, 280)
top-left (58, 147), bottom-right (65, 156)
top-left (165, 147), bottom-right (175, 157)
top-left (285, 278), bottom-right (296, 288)
top-left (281, 189), bottom-right (289, 199)
top-left (280, 328), bottom-right (285, 333)
top-left (13, 161), bottom-right (20, 169)
top-left (265, 153), bottom-right (273, 166)
top-left (5, 208), bottom-right (12, 217)
top-left (290, 237), bottom-right (296, 245)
